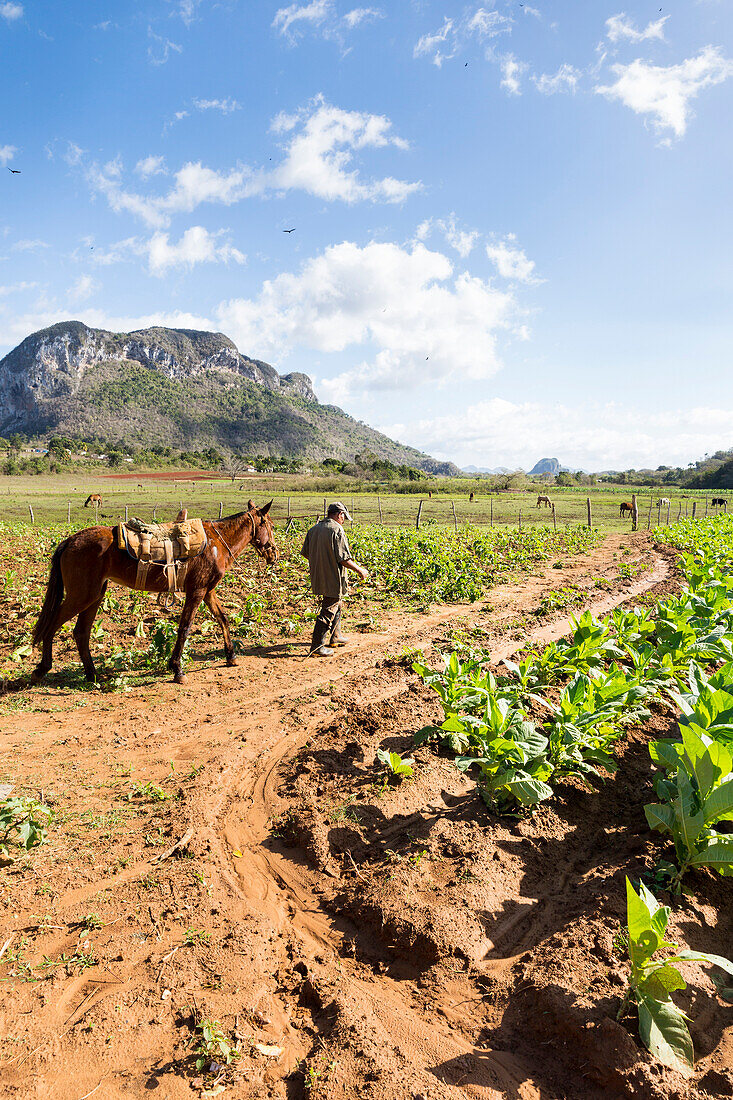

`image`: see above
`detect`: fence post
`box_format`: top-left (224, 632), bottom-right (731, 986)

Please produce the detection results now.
top-left (692, 501), bottom-right (697, 519)
top-left (153, 506), bottom-right (157, 520)
top-left (95, 503), bottom-right (99, 524)
top-left (631, 493), bottom-right (638, 532)
top-left (219, 501), bottom-right (223, 519)
top-left (28, 504), bottom-right (34, 523)
top-left (323, 498), bottom-right (327, 519)
top-left (518, 509), bottom-right (522, 532)
top-left (705, 497), bottom-right (708, 516)
top-left (552, 503), bottom-right (557, 531)
top-left (676, 501), bottom-right (681, 521)
top-left (586, 496), bottom-right (592, 528)
top-left (125, 505), bottom-right (128, 522)
top-left (67, 501), bottom-right (71, 523)
top-left (416, 500), bottom-right (423, 530)
top-left (490, 497), bottom-right (493, 527)
top-left (287, 496), bottom-right (291, 519)
top-left (377, 496), bottom-right (383, 523)
top-left (451, 500), bottom-right (458, 533)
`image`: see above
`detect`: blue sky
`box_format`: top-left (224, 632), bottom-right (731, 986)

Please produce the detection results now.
top-left (1, 0), bottom-right (732, 470)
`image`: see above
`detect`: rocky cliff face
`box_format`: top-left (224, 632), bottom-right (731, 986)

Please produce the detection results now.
top-left (0, 320), bottom-right (316, 430)
top-left (0, 320), bottom-right (456, 473)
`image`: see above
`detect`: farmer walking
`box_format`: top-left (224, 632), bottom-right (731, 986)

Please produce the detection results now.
top-left (301, 502), bottom-right (368, 657)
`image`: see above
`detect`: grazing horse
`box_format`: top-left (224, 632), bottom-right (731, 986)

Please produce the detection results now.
top-left (620, 502), bottom-right (633, 517)
top-left (469, 492), bottom-right (474, 502)
top-left (536, 495), bottom-right (552, 508)
top-left (32, 501), bottom-right (277, 686)
top-left (84, 493), bottom-right (102, 508)
top-left (657, 498), bottom-right (670, 507)
top-left (712, 497), bottom-right (728, 510)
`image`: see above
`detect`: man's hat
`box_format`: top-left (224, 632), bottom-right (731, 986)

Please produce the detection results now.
top-left (327, 501), bottom-right (352, 521)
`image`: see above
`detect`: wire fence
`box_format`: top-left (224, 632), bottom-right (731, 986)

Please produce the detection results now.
top-left (6, 486), bottom-right (727, 533)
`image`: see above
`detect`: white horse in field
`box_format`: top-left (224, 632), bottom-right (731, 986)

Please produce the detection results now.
top-left (657, 498), bottom-right (670, 507)
top-left (536, 495), bottom-right (552, 508)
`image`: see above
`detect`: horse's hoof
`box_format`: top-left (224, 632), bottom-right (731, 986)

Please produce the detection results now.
top-left (226, 656), bottom-right (238, 667)
top-left (174, 673), bottom-right (187, 685)
top-left (30, 667), bottom-right (46, 684)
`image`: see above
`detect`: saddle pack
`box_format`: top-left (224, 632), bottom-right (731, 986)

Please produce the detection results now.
top-left (117, 516), bottom-right (208, 597)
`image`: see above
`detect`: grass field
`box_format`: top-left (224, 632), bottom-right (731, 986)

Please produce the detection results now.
top-left (0, 471), bottom-right (721, 532)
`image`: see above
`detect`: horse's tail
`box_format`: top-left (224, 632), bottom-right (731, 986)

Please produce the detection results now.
top-left (32, 539), bottom-right (68, 649)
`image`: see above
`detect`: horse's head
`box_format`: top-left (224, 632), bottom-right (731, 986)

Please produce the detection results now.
top-left (248, 500), bottom-right (278, 564)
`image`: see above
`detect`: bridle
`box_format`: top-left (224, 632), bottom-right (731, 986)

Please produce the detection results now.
top-left (211, 511), bottom-right (275, 565)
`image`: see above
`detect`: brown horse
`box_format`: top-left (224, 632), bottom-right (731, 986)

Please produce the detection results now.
top-left (84, 493), bottom-right (102, 508)
top-left (32, 501), bottom-right (277, 685)
top-left (620, 502), bottom-right (633, 517)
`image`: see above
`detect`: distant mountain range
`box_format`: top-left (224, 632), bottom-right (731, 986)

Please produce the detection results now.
top-left (462, 458), bottom-right (583, 476)
top-left (0, 321), bottom-right (459, 474)
top-left (462, 465), bottom-right (516, 475)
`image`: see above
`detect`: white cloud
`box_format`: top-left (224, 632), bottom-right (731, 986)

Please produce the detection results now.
top-left (0, 280), bottom-right (37, 295)
top-left (486, 236), bottom-right (540, 282)
top-left (172, 0), bottom-right (197, 24)
top-left (342, 8), bottom-right (381, 29)
top-left (215, 239), bottom-right (518, 401)
top-left (77, 98), bottom-right (419, 228)
top-left (416, 214), bottom-right (478, 258)
top-left (380, 400), bottom-right (733, 472)
top-left (533, 63), bottom-right (581, 95)
top-left (499, 53), bottom-right (528, 95)
top-left (67, 274), bottom-right (98, 303)
top-left (147, 27), bottom-right (182, 65)
top-left (135, 155), bottom-right (167, 179)
top-left (606, 13), bottom-right (669, 44)
top-left (144, 227), bottom-right (245, 275)
top-left (93, 227), bottom-right (245, 276)
top-left (414, 8), bottom-right (511, 67)
top-left (414, 17), bottom-right (456, 67)
top-left (596, 46), bottom-right (733, 139)
top-left (0, 3), bottom-right (23, 22)
top-left (0, 144), bottom-right (17, 165)
top-left (192, 97), bottom-right (241, 114)
top-left (12, 238), bottom-right (49, 251)
top-left (269, 96), bottom-right (419, 203)
top-left (466, 8), bottom-right (512, 38)
top-left (273, 0), bottom-right (332, 39)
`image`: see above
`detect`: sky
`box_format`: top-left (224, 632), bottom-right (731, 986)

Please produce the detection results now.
top-left (1, 0), bottom-right (732, 471)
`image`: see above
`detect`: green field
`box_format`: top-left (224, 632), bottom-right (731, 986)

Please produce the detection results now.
top-left (0, 472), bottom-right (720, 533)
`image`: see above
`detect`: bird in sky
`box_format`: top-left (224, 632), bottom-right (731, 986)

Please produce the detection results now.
top-left (7, 167), bottom-right (20, 174)
top-left (283, 228), bottom-right (296, 233)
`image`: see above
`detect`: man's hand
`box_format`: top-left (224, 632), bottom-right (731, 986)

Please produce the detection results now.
top-left (357, 564), bottom-right (369, 581)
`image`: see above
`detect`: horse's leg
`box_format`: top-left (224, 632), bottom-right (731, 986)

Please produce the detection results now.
top-left (32, 594), bottom-right (88, 682)
top-left (168, 587), bottom-right (206, 685)
top-left (203, 589), bottom-right (236, 667)
top-left (72, 582), bottom-right (108, 682)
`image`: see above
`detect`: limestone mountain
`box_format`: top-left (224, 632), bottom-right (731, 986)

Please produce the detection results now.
top-left (0, 321), bottom-right (457, 473)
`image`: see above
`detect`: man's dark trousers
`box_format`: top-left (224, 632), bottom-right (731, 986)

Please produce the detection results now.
top-left (311, 596), bottom-right (342, 651)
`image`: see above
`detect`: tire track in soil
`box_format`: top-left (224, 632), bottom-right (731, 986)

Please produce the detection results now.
top-left (219, 547), bottom-right (671, 1098)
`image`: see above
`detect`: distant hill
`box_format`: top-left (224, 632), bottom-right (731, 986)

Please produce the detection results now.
top-left (0, 321), bottom-right (458, 474)
top-left (529, 457), bottom-right (564, 476)
top-left (462, 464), bottom-right (516, 475)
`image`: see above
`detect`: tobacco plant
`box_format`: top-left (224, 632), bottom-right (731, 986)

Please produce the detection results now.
top-left (619, 877), bottom-right (733, 1075)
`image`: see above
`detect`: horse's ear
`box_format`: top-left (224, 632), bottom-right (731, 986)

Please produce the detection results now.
top-left (258, 500), bottom-right (273, 517)
top-left (247, 499), bottom-right (256, 511)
